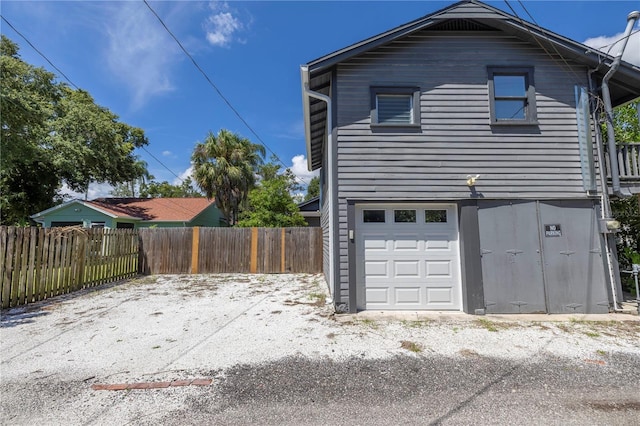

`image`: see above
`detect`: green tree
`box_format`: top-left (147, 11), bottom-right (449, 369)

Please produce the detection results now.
top-left (0, 36), bottom-right (149, 224)
top-left (139, 177), bottom-right (202, 198)
top-left (237, 161), bottom-right (306, 227)
top-left (110, 159), bottom-right (153, 197)
top-left (191, 129), bottom-right (265, 226)
top-left (304, 176), bottom-right (320, 201)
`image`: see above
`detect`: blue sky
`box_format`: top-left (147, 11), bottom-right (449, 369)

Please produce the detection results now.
top-left (2, 1), bottom-right (639, 198)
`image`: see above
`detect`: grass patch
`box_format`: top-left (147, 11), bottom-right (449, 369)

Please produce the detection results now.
top-left (308, 292), bottom-right (326, 306)
top-left (400, 340), bottom-right (422, 353)
top-left (596, 349), bottom-right (607, 356)
top-left (476, 318), bottom-right (499, 332)
top-left (401, 320), bottom-right (432, 328)
top-left (584, 330), bottom-right (601, 338)
top-left (359, 318), bottom-right (379, 329)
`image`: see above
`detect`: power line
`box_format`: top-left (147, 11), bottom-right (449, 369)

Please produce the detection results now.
top-left (1, 15), bottom-right (79, 90)
top-left (505, 1), bottom-right (586, 87)
top-left (140, 146), bottom-right (185, 183)
top-left (596, 28), bottom-right (640, 56)
top-left (142, 0), bottom-right (310, 186)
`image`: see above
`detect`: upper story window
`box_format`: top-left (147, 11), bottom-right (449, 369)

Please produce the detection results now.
top-left (370, 86), bottom-right (420, 128)
top-left (487, 67), bottom-right (537, 125)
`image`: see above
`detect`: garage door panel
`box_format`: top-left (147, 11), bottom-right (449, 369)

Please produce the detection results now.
top-left (424, 234), bottom-right (454, 250)
top-left (364, 260), bottom-right (389, 277)
top-left (394, 260), bottom-right (421, 278)
top-left (394, 236), bottom-right (420, 251)
top-left (426, 287), bottom-right (453, 303)
top-left (395, 287), bottom-right (421, 304)
top-left (425, 260), bottom-right (452, 278)
top-left (363, 235), bottom-right (389, 252)
top-left (366, 287), bottom-right (389, 305)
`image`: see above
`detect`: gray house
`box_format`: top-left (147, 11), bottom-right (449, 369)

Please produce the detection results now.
top-left (300, 0), bottom-right (640, 314)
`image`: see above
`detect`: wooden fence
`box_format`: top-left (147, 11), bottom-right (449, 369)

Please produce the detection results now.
top-left (138, 227), bottom-right (323, 275)
top-left (0, 227), bottom-right (138, 309)
top-left (1, 226), bottom-right (323, 309)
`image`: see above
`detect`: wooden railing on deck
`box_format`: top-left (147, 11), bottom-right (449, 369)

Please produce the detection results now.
top-left (606, 142), bottom-right (640, 180)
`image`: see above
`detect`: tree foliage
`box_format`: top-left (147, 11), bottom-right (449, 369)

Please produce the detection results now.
top-left (140, 177), bottom-right (202, 198)
top-left (237, 161), bottom-right (306, 228)
top-left (304, 176), bottom-right (320, 201)
top-left (607, 102), bottom-right (640, 144)
top-left (191, 129), bottom-right (265, 225)
top-left (0, 36), bottom-right (149, 225)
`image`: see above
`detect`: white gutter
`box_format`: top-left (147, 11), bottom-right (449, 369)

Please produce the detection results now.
top-left (301, 65), bottom-right (335, 302)
top-left (602, 10), bottom-right (640, 196)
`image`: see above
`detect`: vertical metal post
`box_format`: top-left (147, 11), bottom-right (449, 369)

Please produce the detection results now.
top-left (633, 264), bottom-right (640, 314)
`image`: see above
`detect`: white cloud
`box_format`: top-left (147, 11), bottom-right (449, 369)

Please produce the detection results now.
top-left (162, 150), bottom-right (173, 157)
top-left (204, 2), bottom-right (246, 47)
top-left (290, 155), bottom-right (319, 184)
top-left (173, 166), bottom-right (194, 186)
top-left (583, 30), bottom-right (640, 66)
top-left (104, 3), bottom-right (180, 109)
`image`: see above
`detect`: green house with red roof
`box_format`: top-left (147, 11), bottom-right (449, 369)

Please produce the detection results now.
top-left (31, 198), bottom-right (224, 229)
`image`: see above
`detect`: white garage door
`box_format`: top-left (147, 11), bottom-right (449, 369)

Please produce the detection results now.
top-left (356, 204), bottom-right (461, 311)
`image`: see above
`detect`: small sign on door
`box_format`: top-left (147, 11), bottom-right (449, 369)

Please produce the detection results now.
top-left (545, 224), bottom-right (562, 237)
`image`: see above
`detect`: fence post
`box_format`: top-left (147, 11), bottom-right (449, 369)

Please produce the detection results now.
top-left (280, 228), bottom-right (286, 273)
top-left (250, 227), bottom-right (258, 274)
top-left (191, 226), bottom-right (200, 274)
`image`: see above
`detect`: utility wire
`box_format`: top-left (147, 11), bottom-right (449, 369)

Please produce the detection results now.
top-left (596, 29), bottom-right (640, 56)
top-left (1, 15), bottom-right (79, 90)
top-left (506, 1), bottom-right (586, 87)
top-left (140, 146), bottom-right (185, 183)
top-left (142, 0), bottom-right (310, 186)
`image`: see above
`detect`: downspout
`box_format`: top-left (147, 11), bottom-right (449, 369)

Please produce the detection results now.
top-left (590, 70), bottom-right (623, 311)
top-left (301, 66), bottom-right (335, 304)
top-left (601, 10), bottom-right (640, 197)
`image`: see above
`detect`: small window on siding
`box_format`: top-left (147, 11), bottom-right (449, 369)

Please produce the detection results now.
top-left (371, 86), bottom-right (420, 127)
top-left (363, 210), bottom-right (385, 223)
top-left (488, 67), bottom-right (537, 125)
top-left (394, 209), bottom-right (416, 223)
top-left (377, 95), bottom-right (412, 124)
top-left (425, 210), bottom-right (447, 223)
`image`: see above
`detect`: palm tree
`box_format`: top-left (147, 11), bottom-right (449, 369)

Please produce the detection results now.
top-left (191, 129), bottom-right (265, 225)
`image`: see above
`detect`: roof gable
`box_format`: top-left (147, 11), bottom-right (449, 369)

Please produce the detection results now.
top-left (302, 0), bottom-right (640, 171)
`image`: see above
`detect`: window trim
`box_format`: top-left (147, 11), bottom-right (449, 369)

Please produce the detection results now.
top-left (370, 86), bottom-right (421, 128)
top-left (487, 66), bottom-right (538, 126)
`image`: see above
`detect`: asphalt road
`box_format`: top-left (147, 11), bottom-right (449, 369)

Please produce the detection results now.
top-left (2, 353), bottom-right (639, 425)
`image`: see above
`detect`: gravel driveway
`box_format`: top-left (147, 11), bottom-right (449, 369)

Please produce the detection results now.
top-left (1, 273), bottom-right (639, 425)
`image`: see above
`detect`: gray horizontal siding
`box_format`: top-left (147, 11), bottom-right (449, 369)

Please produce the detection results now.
top-left (332, 31), bottom-right (594, 305)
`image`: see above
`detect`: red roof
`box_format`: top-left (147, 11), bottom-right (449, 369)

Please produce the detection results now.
top-left (87, 198), bottom-right (215, 222)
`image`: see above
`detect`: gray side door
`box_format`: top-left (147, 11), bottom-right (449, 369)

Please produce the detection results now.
top-left (538, 201), bottom-right (609, 313)
top-left (478, 201), bottom-right (547, 313)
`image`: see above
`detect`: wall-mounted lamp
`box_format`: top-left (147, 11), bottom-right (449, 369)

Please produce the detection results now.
top-left (74, 208), bottom-right (81, 212)
top-left (466, 174), bottom-right (480, 186)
